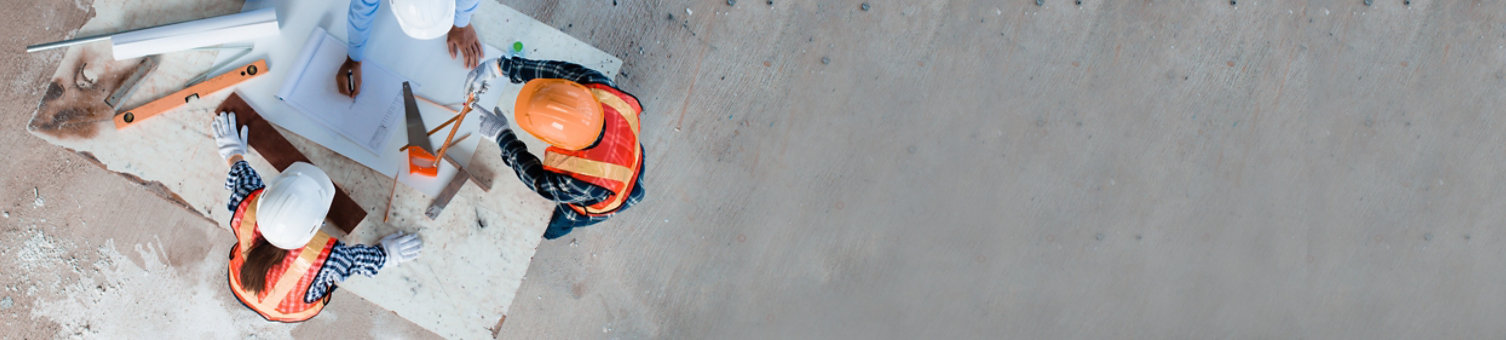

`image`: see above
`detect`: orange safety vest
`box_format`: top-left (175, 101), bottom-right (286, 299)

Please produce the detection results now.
top-left (540, 83), bottom-right (644, 216)
top-left (225, 190), bottom-right (337, 323)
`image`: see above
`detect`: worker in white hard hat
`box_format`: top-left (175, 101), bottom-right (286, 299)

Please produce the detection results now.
top-left (210, 112), bottom-right (424, 322)
top-left (336, 0), bottom-right (483, 98)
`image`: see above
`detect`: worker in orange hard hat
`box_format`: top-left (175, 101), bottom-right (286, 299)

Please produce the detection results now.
top-left (211, 112), bottom-right (423, 322)
top-left (462, 56), bottom-right (646, 239)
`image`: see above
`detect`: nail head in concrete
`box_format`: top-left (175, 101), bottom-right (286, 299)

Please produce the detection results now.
top-left (821, 56), bottom-right (830, 65)
top-left (727, 0), bottom-right (736, 6)
top-left (1095, 233), bottom-right (1105, 241)
top-left (1365, 0), bottom-right (1372, 5)
top-left (1036, 0), bottom-right (1044, 6)
top-left (1230, 0), bottom-right (1236, 5)
top-left (1424, 233), bottom-right (1433, 241)
top-left (861, 3), bottom-right (870, 11)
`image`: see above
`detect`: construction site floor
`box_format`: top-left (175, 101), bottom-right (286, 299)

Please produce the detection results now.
top-left (5, 0), bottom-right (1506, 338)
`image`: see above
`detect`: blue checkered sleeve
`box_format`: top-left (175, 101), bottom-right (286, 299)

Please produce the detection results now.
top-left (303, 240), bottom-right (387, 303)
top-left (225, 160), bottom-right (265, 212)
top-left (495, 130), bottom-right (612, 205)
top-left (498, 57), bottom-right (616, 87)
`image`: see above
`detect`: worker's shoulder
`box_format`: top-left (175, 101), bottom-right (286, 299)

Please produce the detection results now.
top-left (592, 83), bottom-right (639, 103)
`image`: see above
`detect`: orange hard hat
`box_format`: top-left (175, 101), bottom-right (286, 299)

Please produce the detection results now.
top-left (514, 79), bottom-right (604, 150)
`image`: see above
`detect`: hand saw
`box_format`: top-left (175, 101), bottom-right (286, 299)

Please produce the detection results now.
top-left (401, 81), bottom-right (440, 177)
top-left (114, 59), bottom-right (267, 129)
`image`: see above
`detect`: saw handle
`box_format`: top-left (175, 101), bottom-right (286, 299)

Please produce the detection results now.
top-left (408, 148), bottom-right (438, 177)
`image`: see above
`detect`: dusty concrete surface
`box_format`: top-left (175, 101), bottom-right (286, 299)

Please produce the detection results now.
top-left (7, 0), bottom-right (1506, 338)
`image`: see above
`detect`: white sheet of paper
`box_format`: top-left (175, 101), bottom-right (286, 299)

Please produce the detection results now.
top-left (276, 27), bottom-right (406, 154)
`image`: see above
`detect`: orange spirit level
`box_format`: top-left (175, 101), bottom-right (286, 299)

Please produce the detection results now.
top-left (114, 59), bottom-right (267, 129)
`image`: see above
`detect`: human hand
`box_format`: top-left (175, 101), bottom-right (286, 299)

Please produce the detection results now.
top-left (335, 57), bottom-right (362, 99)
top-left (446, 25), bottom-right (482, 69)
top-left (380, 232), bottom-right (423, 267)
top-left (211, 112), bottom-right (248, 164)
top-left (472, 104), bottom-right (511, 140)
top-left (463, 58), bottom-right (503, 98)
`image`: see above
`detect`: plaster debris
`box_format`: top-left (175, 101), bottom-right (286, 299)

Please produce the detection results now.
top-left (17, 230), bottom-right (65, 272)
top-left (24, 236), bottom-right (295, 338)
top-left (32, 188), bottom-right (44, 207)
top-left (0, 296), bottom-right (12, 310)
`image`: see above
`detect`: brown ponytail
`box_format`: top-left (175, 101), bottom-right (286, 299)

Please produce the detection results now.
top-left (239, 238), bottom-right (289, 295)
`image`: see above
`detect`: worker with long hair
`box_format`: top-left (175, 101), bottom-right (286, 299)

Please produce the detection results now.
top-left (211, 112), bottom-right (423, 322)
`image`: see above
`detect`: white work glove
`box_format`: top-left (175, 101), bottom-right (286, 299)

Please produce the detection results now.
top-left (211, 112), bottom-right (248, 162)
top-left (380, 232), bottom-right (423, 267)
top-left (471, 104), bottom-right (511, 141)
top-left (463, 57), bottom-right (505, 98)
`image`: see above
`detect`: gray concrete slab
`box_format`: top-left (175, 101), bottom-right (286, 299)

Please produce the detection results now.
top-left (5, 0), bottom-right (1506, 338)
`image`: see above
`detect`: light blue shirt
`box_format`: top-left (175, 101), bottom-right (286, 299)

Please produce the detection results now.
top-left (347, 0), bottom-right (480, 62)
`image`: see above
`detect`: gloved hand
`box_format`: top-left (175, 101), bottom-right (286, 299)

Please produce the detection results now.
top-left (211, 112), bottom-right (249, 163)
top-left (463, 57), bottom-right (504, 98)
top-left (380, 232), bottom-right (423, 267)
top-left (471, 104), bottom-right (511, 141)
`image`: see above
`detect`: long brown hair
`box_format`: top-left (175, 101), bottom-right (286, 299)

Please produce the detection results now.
top-left (239, 238), bottom-right (288, 295)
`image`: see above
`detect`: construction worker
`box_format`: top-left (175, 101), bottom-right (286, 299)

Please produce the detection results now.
top-left (336, 0), bottom-right (483, 98)
top-left (210, 112), bottom-right (423, 322)
top-left (463, 56), bottom-right (646, 239)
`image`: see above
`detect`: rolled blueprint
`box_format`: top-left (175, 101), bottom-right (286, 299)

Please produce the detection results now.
top-left (110, 8), bottom-right (279, 60)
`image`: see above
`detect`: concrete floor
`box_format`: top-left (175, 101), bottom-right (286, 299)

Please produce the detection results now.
top-left (5, 0), bottom-right (1506, 338)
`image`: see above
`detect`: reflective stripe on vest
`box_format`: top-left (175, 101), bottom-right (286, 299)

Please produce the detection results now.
top-left (227, 193), bottom-right (334, 322)
top-left (542, 86), bottom-right (643, 215)
top-left (591, 88), bottom-right (639, 134)
top-left (542, 153), bottom-right (635, 185)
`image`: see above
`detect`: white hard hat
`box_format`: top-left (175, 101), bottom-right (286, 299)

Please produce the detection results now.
top-left (389, 0), bottom-right (455, 40)
top-left (256, 162), bottom-right (335, 250)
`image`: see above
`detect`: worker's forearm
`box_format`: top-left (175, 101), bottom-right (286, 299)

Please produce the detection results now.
top-left (500, 57), bottom-right (615, 87)
top-left (494, 130), bottom-right (608, 204)
top-left (346, 0), bottom-right (381, 62)
top-left (224, 160), bottom-right (265, 212)
top-left (453, 0), bottom-right (479, 27)
top-left (304, 241), bottom-right (386, 303)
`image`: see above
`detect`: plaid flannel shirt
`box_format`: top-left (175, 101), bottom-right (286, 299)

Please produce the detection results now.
top-left (225, 161), bottom-right (387, 303)
top-left (493, 57), bottom-right (646, 239)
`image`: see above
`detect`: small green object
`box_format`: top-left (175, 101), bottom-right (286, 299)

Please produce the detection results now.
top-left (509, 41), bottom-right (525, 58)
